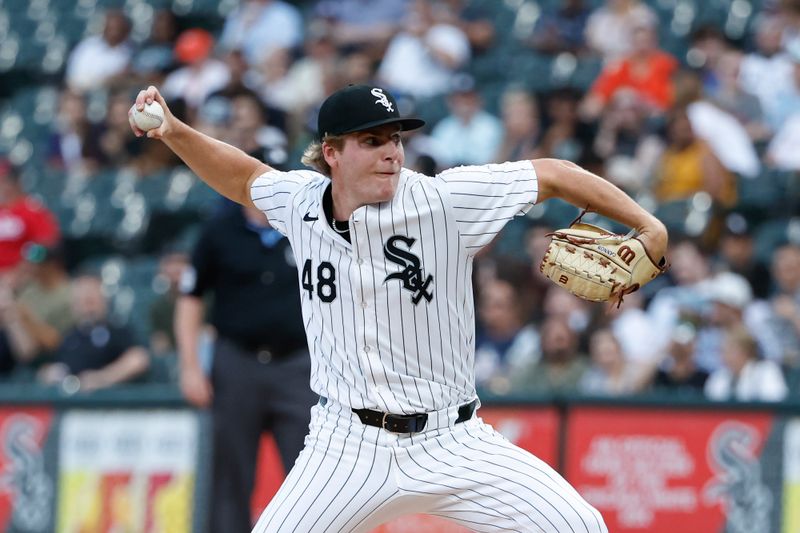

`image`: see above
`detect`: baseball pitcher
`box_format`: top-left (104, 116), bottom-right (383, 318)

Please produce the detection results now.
top-left (130, 84), bottom-right (667, 532)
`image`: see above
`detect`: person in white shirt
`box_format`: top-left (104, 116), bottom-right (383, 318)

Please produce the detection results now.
top-left (377, 1), bottom-right (470, 98)
top-left (219, 0), bottom-right (303, 67)
top-left (65, 9), bottom-right (133, 93)
top-left (705, 326), bottom-right (788, 402)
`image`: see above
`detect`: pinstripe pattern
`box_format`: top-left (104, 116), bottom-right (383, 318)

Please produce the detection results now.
top-left (252, 400), bottom-right (606, 532)
top-left (249, 161), bottom-right (607, 531)
top-left (250, 161), bottom-right (538, 413)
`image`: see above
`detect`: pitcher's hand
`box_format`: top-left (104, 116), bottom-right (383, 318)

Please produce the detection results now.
top-left (128, 86), bottom-right (173, 140)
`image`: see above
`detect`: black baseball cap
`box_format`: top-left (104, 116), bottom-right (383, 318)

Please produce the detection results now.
top-left (317, 85), bottom-right (425, 140)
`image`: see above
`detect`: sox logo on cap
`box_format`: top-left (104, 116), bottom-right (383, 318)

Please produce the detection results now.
top-left (371, 87), bottom-right (394, 112)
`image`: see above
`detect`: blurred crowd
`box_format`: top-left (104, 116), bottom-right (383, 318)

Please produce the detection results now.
top-left (1, 0), bottom-right (799, 403)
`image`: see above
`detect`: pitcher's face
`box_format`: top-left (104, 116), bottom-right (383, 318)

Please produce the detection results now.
top-left (328, 124), bottom-right (404, 205)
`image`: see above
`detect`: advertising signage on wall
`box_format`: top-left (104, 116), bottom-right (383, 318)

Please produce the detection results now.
top-left (565, 407), bottom-right (778, 533)
top-left (785, 420), bottom-right (800, 533)
top-left (0, 407), bottom-right (55, 533)
top-left (57, 410), bottom-right (199, 533)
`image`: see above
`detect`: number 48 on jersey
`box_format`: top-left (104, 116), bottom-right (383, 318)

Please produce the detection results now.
top-left (301, 259), bottom-right (337, 303)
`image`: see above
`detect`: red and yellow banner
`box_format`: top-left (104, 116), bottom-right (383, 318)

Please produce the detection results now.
top-left (56, 410), bottom-right (198, 533)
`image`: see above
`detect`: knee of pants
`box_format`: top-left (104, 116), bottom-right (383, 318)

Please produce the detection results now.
top-left (581, 505), bottom-right (609, 533)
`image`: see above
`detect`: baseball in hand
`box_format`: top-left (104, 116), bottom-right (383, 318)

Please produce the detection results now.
top-left (131, 101), bottom-right (165, 131)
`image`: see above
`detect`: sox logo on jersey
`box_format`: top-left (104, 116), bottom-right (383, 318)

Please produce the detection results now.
top-left (383, 235), bottom-right (433, 304)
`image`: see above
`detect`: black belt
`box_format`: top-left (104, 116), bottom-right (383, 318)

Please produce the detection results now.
top-left (321, 398), bottom-right (477, 433)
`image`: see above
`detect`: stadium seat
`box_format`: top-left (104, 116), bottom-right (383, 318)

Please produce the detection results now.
top-left (654, 199), bottom-right (692, 234)
top-left (735, 170), bottom-right (787, 222)
top-left (753, 217), bottom-right (795, 264)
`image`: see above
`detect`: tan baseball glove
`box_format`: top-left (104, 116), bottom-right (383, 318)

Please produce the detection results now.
top-left (539, 221), bottom-right (666, 306)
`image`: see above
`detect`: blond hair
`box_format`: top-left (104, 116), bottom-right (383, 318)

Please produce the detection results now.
top-left (301, 135), bottom-right (345, 176)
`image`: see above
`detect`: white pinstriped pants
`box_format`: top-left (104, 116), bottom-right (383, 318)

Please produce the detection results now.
top-left (252, 398), bottom-right (607, 533)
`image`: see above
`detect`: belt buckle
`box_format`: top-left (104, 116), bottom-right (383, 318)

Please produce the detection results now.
top-left (381, 412), bottom-right (390, 431)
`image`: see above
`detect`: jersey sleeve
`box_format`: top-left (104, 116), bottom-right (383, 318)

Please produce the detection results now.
top-left (436, 160), bottom-right (538, 252)
top-left (249, 169), bottom-right (315, 236)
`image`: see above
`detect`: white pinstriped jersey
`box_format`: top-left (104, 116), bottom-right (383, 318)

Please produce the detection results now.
top-left (250, 160), bottom-right (538, 414)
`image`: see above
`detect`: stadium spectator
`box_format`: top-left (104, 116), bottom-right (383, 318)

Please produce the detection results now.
top-left (83, 89), bottom-right (144, 172)
top-left (312, 0), bottom-right (409, 54)
top-left (543, 284), bottom-right (592, 334)
top-left (585, 0), bottom-right (657, 63)
top-left (429, 75), bottom-right (503, 166)
top-left (260, 22), bottom-right (338, 131)
top-left (493, 86), bottom-right (542, 163)
top-left (688, 25), bottom-right (732, 97)
top-left (530, 0), bottom-right (591, 55)
top-left (592, 89), bottom-right (663, 193)
top-left (537, 87), bottom-right (594, 163)
top-left (647, 238), bottom-right (714, 353)
top-left (226, 92), bottom-right (289, 170)
top-left (0, 161), bottom-right (60, 275)
top-left (2, 243), bottom-right (75, 366)
top-left (738, 14), bottom-right (795, 133)
top-left (46, 90), bottom-right (93, 176)
top-left (149, 250), bottom-right (189, 357)
top-left (704, 325), bottom-right (788, 402)
top-left (649, 322), bottom-right (709, 394)
top-left (162, 29), bottom-right (230, 111)
top-left (37, 274), bottom-right (149, 392)
top-left (580, 19), bottom-right (678, 120)
top-left (377, 0), bottom-right (471, 99)
top-left (675, 68), bottom-right (761, 178)
top-left (600, 291), bottom-right (662, 369)
top-left (712, 213), bottom-right (772, 299)
top-left (251, 48), bottom-right (295, 115)
top-left (512, 316), bottom-right (588, 394)
top-left (205, 50), bottom-right (289, 135)
top-left (694, 271), bottom-right (763, 374)
top-left (750, 244), bottom-right (800, 367)
top-left (475, 277), bottom-right (540, 396)
top-left (65, 9), bottom-right (133, 93)
top-left (579, 328), bottom-right (641, 395)
top-left (130, 9), bottom-right (178, 87)
top-left (710, 50), bottom-right (771, 144)
top-left (765, 41), bottom-right (800, 168)
top-left (438, 0), bottom-right (496, 54)
top-left (219, 0), bottom-right (303, 67)
top-left (651, 106), bottom-right (736, 207)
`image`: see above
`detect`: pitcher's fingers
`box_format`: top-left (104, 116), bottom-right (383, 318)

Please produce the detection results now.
top-left (134, 89), bottom-right (149, 110)
top-left (144, 85), bottom-right (161, 105)
top-left (128, 106), bottom-right (144, 137)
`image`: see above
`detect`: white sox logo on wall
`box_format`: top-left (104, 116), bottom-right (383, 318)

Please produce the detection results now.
top-left (383, 235), bottom-right (433, 304)
top-left (703, 422), bottom-right (771, 533)
top-left (371, 88), bottom-right (394, 112)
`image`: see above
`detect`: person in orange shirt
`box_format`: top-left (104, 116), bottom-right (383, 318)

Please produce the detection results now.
top-left (580, 21), bottom-right (678, 120)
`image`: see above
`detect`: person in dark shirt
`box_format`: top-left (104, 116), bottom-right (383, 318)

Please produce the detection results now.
top-left (651, 322), bottom-right (709, 394)
top-left (175, 201), bottom-right (315, 533)
top-left (37, 274), bottom-right (149, 391)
